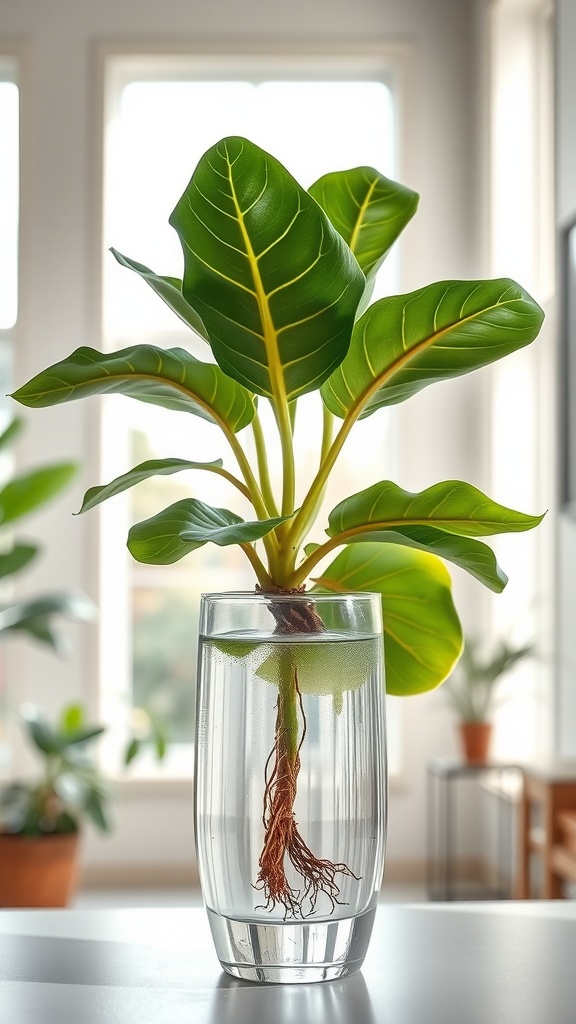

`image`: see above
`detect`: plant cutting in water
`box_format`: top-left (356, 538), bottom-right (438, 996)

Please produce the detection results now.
top-left (12, 136), bottom-right (544, 916)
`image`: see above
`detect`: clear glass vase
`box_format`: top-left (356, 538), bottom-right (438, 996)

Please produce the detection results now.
top-left (195, 591), bottom-right (387, 984)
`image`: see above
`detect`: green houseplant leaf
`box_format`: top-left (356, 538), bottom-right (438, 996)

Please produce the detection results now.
top-left (11, 344), bottom-right (255, 434)
top-left (0, 417), bottom-right (24, 452)
top-left (170, 136), bottom-right (365, 402)
top-left (321, 278), bottom-right (545, 418)
top-left (308, 166), bottom-right (419, 280)
top-left (76, 457), bottom-right (236, 514)
top-left (311, 543), bottom-right (463, 696)
top-left (297, 479), bottom-right (543, 594)
top-left (327, 479), bottom-right (544, 539)
top-left (20, 705), bottom-right (62, 755)
top-left (0, 419), bottom-right (94, 654)
top-left (110, 249), bottom-right (210, 341)
top-left (127, 498), bottom-right (290, 565)
top-left (0, 542), bottom-right (39, 580)
top-left (0, 593), bottom-right (96, 651)
top-left (305, 524), bottom-right (510, 593)
top-left (0, 462), bottom-right (77, 525)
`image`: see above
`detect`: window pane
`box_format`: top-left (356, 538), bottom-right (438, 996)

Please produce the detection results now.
top-left (0, 80), bottom-right (19, 329)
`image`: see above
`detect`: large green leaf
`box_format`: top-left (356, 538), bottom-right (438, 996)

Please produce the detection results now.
top-left (110, 249), bottom-right (210, 341)
top-left (128, 499), bottom-right (289, 565)
top-left (328, 480), bottom-right (544, 539)
top-left (320, 479), bottom-right (543, 592)
top-left (169, 136), bottom-right (365, 402)
top-left (11, 344), bottom-right (255, 434)
top-left (0, 463), bottom-right (77, 526)
top-left (321, 279), bottom-right (545, 418)
top-left (309, 167), bottom-right (419, 279)
top-left (76, 457), bottom-right (225, 514)
top-left (311, 543), bottom-right (463, 696)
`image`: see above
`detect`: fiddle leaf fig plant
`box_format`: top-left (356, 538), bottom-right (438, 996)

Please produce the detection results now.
top-left (11, 136), bottom-right (544, 914)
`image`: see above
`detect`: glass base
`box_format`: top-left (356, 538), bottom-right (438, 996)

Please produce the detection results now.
top-left (206, 905), bottom-right (376, 984)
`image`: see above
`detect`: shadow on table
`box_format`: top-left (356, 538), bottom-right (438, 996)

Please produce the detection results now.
top-left (209, 969), bottom-right (378, 1024)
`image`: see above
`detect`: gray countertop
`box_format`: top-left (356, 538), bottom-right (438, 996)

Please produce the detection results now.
top-left (0, 902), bottom-right (575, 1023)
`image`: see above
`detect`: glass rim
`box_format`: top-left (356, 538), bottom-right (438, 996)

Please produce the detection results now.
top-left (199, 590), bottom-right (380, 604)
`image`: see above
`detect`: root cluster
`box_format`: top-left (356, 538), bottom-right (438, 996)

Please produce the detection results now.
top-left (255, 667), bottom-right (359, 919)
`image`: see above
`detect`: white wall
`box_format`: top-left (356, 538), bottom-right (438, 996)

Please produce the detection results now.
top-left (1, 0), bottom-right (491, 876)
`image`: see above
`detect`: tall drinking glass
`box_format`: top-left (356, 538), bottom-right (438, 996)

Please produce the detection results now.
top-left (195, 590), bottom-right (386, 983)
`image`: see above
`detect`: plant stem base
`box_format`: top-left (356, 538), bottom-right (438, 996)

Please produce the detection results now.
top-left (206, 905), bottom-right (376, 984)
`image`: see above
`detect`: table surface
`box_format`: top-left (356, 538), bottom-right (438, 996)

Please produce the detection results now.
top-left (1, 902), bottom-right (575, 1023)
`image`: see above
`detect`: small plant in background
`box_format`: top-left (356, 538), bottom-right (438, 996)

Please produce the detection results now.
top-left (0, 701), bottom-right (169, 837)
top-left (444, 635), bottom-right (535, 724)
top-left (0, 704), bottom-right (110, 836)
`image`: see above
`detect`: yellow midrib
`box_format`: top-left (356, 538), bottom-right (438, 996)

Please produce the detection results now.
top-left (225, 155), bottom-right (286, 411)
top-left (348, 178), bottom-right (377, 258)
top-left (345, 292), bottom-right (518, 424)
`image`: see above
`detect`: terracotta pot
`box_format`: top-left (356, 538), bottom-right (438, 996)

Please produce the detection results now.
top-left (458, 721), bottom-right (493, 764)
top-left (0, 831), bottom-right (80, 907)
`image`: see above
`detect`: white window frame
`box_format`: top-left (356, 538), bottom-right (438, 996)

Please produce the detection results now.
top-left (487, 0), bottom-right (556, 761)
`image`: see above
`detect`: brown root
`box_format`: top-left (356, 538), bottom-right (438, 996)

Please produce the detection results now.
top-left (255, 582), bottom-right (325, 635)
top-left (255, 668), bottom-right (359, 919)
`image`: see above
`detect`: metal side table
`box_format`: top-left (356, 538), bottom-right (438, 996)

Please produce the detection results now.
top-left (427, 756), bottom-right (521, 900)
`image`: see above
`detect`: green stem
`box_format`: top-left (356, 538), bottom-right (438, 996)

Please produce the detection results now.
top-left (239, 542), bottom-right (274, 589)
top-left (288, 400), bottom-right (334, 554)
top-left (288, 533), bottom-right (345, 589)
top-left (321, 402), bottom-right (334, 463)
top-left (251, 409), bottom-right (280, 517)
top-left (285, 407), bottom-right (357, 557)
top-left (278, 653), bottom-right (300, 762)
top-left (274, 399), bottom-right (296, 519)
top-left (224, 428), bottom-right (279, 565)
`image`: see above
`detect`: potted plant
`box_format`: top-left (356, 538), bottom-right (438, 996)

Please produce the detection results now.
top-left (11, 136), bottom-right (544, 980)
top-left (444, 634), bottom-right (534, 763)
top-left (0, 703), bottom-right (109, 906)
top-left (0, 701), bottom-right (168, 907)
